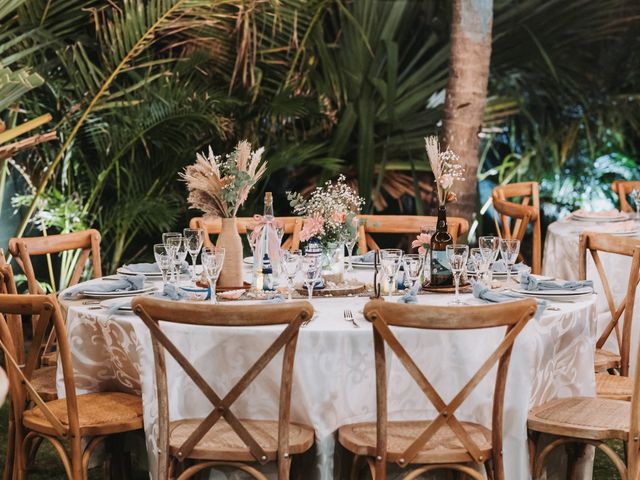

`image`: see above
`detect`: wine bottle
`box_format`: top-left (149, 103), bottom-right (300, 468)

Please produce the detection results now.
top-left (429, 205), bottom-right (453, 286)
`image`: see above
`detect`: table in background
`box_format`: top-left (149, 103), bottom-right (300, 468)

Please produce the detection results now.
top-left (58, 267), bottom-right (598, 480)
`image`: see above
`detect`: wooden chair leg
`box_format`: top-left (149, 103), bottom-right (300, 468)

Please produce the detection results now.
top-left (567, 443), bottom-right (586, 480)
top-left (3, 418), bottom-right (14, 480)
top-left (485, 459), bottom-right (495, 480)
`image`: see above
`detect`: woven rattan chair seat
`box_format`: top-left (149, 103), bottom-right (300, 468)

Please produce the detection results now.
top-left (30, 366), bottom-right (57, 401)
top-left (528, 397), bottom-right (629, 441)
top-left (23, 392), bottom-right (142, 437)
top-left (169, 418), bottom-right (315, 461)
top-left (338, 420), bottom-right (493, 464)
top-left (596, 373), bottom-right (633, 400)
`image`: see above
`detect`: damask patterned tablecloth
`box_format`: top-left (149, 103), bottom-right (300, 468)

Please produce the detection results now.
top-left (543, 218), bottom-right (640, 372)
top-left (58, 272), bottom-right (598, 480)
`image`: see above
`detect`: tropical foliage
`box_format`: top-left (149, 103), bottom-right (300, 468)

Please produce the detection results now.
top-left (1, 0), bottom-right (639, 274)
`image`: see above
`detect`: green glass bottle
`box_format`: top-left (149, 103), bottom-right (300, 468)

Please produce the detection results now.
top-left (429, 205), bottom-right (453, 286)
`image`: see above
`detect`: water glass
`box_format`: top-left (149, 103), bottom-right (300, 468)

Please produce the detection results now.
top-left (282, 249), bottom-right (302, 301)
top-left (380, 249), bottom-right (403, 301)
top-left (300, 254), bottom-right (322, 302)
top-left (153, 244), bottom-right (173, 287)
top-left (402, 254), bottom-right (423, 290)
top-left (183, 228), bottom-right (204, 282)
top-left (499, 239), bottom-right (521, 287)
top-left (469, 247), bottom-right (490, 286)
top-left (446, 244), bottom-right (469, 305)
top-left (201, 247), bottom-right (225, 304)
top-left (164, 234), bottom-right (182, 284)
top-left (174, 240), bottom-right (188, 285)
top-left (479, 236), bottom-right (500, 281)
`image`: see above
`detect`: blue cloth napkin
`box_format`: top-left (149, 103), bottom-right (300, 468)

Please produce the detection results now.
top-left (397, 281), bottom-right (420, 304)
top-left (355, 251), bottom-right (376, 263)
top-left (153, 284), bottom-right (188, 301)
top-left (123, 261), bottom-right (189, 274)
top-left (492, 260), bottom-right (530, 274)
top-left (263, 294), bottom-right (285, 304)
top-left (63, 276), bottom-right (145, 299)
top-left (105, 298), bottom-right (133, 315)
top-left (518, 273), bottom-right (593, 292)
top-left (473, 281), bottom-right (547, 319)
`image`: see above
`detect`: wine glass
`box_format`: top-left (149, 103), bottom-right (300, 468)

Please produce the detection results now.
top-left (446, 244), bottom-right (469, 305)
top-left (469, 247), bottom-right (490, 286)
top-left (163, 234), bottom-right (182, 284)
top-left (479, 236), bottom-right (500, 281)
top-left (631, 189), bottom-right (640, 219)
top-left (173, 240), bottom-right (189, 285)
top-left (153, 244), bottom-right (172, 288)
top-left (281, 249), bottom-right (302, 301)
top-left (380, 249), bottom-right (403, 301)
top-left (499, 239), bottom-right (521, 287)
top-left (300, 254), bottom-right (322, 302)
top-left (402, 254), bottom-right (423, 290)
top-left (201, 247), bottom-right (225, 304)
top-left (183, 228), bottom-right (204, 282)
top-left (343, 225), bottom-right (359, 272)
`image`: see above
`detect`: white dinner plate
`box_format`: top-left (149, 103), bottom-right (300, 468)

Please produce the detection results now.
top-left (116, 267), bottom-right (163, 277)
top-left (99, 297), bottom-right (133, 311)
top-left (349, 256), bottom-right (376, 269)
top-left (82, 286), bottom-right (157, 299)
top-left (243, 256), bottom-right (254, 265)
top-left (510, 286), bottom-right (593, 302)
top-left (571, 215), bottom-right (628, 223)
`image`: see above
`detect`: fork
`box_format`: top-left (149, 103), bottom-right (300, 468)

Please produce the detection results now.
top-left (344, 309), bottom-right (359, 328)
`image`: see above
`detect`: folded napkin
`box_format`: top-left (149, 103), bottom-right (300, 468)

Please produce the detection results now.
top-left (123, 261), bottom-right (189, 274)
top-left (473, 282), bottom-right (546, 319)
top-left (105, 298), bottom-right (133, 315)
top-left (397, 281), bottom-right (420, 304)
top-left (63, 276), bottom-right (144, 299)
top-left (355, 251), bottom-right (377, 263)
top-left (263, 294), bottom-right (285, 304)
top-left (153, 284), bottom-right (188, 301)
top-left (518, 273), bottom-right (593, 292)
top-left (492, 260), bottom-right (530, 274)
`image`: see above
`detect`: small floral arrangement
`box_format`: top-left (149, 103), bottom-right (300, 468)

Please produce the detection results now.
top-left (425, 135), bottom-right (465, 206)
top-left (411, 232), bottom-right (432, 255)
top-left (287, 175), bottom-right (364, 247)
top-left (181, 140), bottom-right (266, 217)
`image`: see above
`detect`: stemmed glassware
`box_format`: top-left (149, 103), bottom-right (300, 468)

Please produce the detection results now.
top-left (300, 253), bottom-right (322, 302)
top-left (173, 239), bottom-right (188, 285)
top-left (153, 244), bottom-right (173, 288)
top-left (163, 232), bottom-right (182, 284)
top-left (201, 247), bottom-right (225, 304)
top-left (479, 236), bottom-right (500, 282)
top-left (380, 249), bottom-right (403, 301)
top-left (183, 228), bottom-right (204, 283)
top-left (281, 249), bottom-right (302, 301)
top-left (499, 239), bottom-right (521, 287)
top-left (446, 244), bottom-right (469, 305)
top-left (402, 254), bottom-right (423, 291)
top-left (469, 247), bottom-right (490, 286)
top-left (631, 189), bottom-right (640, 219)
top-left (342, 225), bottom-right (359, 272)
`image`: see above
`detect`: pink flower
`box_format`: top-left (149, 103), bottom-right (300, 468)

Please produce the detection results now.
top-left (331, 210), bottom-right (347, 223)
top-left (300, 214), bottom-right (325, 242)
top-left (411, 233), bottom-right (431, 255)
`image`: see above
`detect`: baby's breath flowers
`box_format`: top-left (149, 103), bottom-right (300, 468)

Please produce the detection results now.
top-left (425, 135), bottom-right (465, 206)
top-left (181, 140), bottom-right (266, 218)
top-left (288, 175), bottom-right (364, 247)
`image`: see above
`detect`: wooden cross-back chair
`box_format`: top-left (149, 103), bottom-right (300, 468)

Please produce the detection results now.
top-left (612, 180), bottom-right (640, 213)
top-left (132, 297), bottom-right (315, 480)
top-left (189, 217), bottom-right (302, 251)
top-left (338, 298), bottom-right (537, 480)
top-left (356, 215), bottom-right (469, 254)
top-left (528, 293), bottom-right (640, 479)
top-left (491, 182), bottom-right (541, 274)
top-left (8, 229), bottom-right (102, 295)
top-left (0, 294), bottom-right (143, 480)
top-left (579, 232), bottom-right (640, 401)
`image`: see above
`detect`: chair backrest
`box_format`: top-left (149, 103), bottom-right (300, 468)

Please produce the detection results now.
top-left (612, 180), bottom-right (640, 213)
top-left (8, 229), bottom-right (102, 294)
top-left (492, 182), bottom-right (541, 274)
top-left (362, 298), bottom-right (536, 478)
top-left (0, 263), bottom-right (24, 365)
top-left (189, 216), bottom-right (302, 251)
top-left (579, 232), bottom-right (640, 376)
top-left (131, 297), bottom-right (314, 478)
top-left (0, 294), bottom-right (81, 443)
top-left (356, 215), bottom-right (469, 254)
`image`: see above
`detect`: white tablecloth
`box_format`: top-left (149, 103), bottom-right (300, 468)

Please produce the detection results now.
top-left (543, 219), bottom-right (640, 373)
top-left (58, 267), bottom-right (598, 480)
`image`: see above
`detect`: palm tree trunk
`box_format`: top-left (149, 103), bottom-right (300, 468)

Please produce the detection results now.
top-left (442, 0), bottom-right (493, 222)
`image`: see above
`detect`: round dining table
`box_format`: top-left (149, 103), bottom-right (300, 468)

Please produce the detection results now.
top-left (543, 217), bottom-right (640, 373)
top-left (58, 264), bottom-right (598, 480)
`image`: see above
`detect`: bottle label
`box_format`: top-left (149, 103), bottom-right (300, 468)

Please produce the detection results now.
top-left (431, 249), bottom-right (453, 285)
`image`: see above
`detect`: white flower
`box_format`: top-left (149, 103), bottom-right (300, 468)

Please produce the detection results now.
top-left (439, 173), bottom-right (453, 190)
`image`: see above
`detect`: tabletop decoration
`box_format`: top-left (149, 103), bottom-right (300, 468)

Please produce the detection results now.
top-left (288, 175), bottom-right (363, 283)
top-left (181, 140), bottom-right (266, 287)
